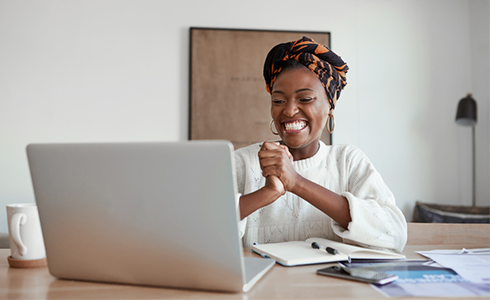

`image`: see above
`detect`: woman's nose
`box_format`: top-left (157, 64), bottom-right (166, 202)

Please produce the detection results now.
top-left (284, 101), bottom-right (299, 117)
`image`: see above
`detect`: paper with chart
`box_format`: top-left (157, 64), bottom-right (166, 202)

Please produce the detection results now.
top-left (416, 248), bottom-right (490, 284)
top-left (352, 260), bottom-right (490, 298)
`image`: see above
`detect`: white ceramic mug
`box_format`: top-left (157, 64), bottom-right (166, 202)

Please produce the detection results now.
top-left (6, 203), bottom-right (46, 260)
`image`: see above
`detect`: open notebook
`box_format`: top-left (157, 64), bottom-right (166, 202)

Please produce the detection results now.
top-left (252, 237), bottom-right (405, 266)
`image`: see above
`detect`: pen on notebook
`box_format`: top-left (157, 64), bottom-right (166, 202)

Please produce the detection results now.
top-left (311, 242), bottom-right (321, 249)
top-left (311, 242), bottom-right (339, 255)
top-left (311, 242), bottom-right (351, 262)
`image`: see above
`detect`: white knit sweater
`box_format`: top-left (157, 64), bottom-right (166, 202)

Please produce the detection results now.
top-left (234, 141), bottom-right (407, 252)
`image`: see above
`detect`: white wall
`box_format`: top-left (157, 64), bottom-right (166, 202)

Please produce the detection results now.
top-left (0, 0), bottom-right (488, 233)
top-left (469, 0), bottom-right (490, 208)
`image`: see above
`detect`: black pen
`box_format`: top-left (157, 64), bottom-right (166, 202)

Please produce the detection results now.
top-left (311, 242), bottom-right (321, 249)
top-left (311, 242), bottom-right (339, 255)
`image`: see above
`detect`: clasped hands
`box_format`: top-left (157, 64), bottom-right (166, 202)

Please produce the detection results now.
top-left (259, 141), bottom-right (300, 196)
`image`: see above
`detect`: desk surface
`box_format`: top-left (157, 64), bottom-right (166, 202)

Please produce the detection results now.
top-left (1, 223), bottom-right (489, 299)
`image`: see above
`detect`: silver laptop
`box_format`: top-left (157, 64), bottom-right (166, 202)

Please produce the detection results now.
top-left (27, 140), bottom-right (274, 292)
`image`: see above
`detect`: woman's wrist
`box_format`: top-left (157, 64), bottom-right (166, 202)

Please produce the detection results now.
top-left (261, 183), bottom-right (284, 202)
top-left (289, 173), bottom-right (306, 195)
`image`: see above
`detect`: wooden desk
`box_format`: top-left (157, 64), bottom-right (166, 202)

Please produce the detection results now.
top-left (1, 223), bottom-right (488, 299)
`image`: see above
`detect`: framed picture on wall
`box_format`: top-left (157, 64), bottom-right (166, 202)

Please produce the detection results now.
top-left (189, 28), bottom-right (331, 150)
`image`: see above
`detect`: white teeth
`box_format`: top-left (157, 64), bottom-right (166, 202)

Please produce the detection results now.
top-left (284, 121), bottom-right (307, 131)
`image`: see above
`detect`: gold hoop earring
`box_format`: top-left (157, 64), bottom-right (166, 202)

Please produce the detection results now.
top-left (269, 119), bottom-right (279, 135)
top-left (326, 114), bottom-right (335, 133)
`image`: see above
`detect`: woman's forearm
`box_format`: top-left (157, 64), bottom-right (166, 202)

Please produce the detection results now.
top-left (291, 176), bottom-right (352, 229)
top-left (239, 186), bottom-right (282, 220)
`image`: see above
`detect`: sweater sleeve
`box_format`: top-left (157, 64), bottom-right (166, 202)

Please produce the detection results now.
top-left (330, 146), bottom-right (407, 252)
top-left (234, 149), bottom-right (248, 239)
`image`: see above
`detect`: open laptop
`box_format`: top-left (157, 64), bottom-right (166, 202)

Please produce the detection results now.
top-left (26, 140), bottom-right (274, 293)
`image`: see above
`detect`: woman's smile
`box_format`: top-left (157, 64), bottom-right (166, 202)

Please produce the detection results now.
top-left (283, 120), bottom-right (308, 132)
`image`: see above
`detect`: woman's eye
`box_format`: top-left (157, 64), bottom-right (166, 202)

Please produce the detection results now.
top-left (272, 99), bottom-right (285, 104)
top-left (299, 98), bottom-right (313, 103)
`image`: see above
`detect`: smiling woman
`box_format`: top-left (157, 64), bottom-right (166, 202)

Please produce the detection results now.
top-left (235, 37), bottom-right (408, 253)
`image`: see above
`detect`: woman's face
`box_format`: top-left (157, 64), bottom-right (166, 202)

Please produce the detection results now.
top-left (270, 66), bottom-right (332, 157)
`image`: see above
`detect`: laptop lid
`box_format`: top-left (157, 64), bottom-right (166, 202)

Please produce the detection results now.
top-left (27, 140), bottom-right (273, 292)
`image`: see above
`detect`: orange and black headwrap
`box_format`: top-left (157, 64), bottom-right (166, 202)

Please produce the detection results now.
top-left (263, 36), bottom-right (348, 109)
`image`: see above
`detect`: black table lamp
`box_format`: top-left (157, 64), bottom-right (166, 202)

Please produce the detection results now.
top-left (455, 93), bottom-right (478, 206)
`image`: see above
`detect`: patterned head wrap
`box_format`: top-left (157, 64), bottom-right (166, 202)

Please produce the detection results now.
top-left (263, 36), bottom-right (348, 109)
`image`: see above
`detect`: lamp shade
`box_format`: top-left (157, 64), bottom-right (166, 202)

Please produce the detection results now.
top-left (455, 94), bottom-right (477, 127)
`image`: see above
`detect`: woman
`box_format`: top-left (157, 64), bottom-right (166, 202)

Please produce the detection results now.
top-left (235, 37), bottom-right (407, 252)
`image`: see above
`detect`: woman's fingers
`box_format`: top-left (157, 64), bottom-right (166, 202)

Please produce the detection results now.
top-left (259, 144), bottom-right (286, 160)
top-left (259, 142), bottom-right (292, 172)
top-left (259, 151), bottom-right (289, 170)
top-left (265, 175), bottom-right (285, 195)
top-left (280, 145), bottom-right (293, 163)
top-left (261, 164), bottom-right (280, 178)
top-left (258, 140), bottom-right (300, 192)
top-left (261, 141), bottom-right (280, 151)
